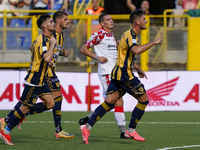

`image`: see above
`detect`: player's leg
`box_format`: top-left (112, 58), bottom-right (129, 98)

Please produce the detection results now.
top-left (52, 90), bottom-right (74, 139)
top-left (114, 98), bottom-right (126, 139)
top-left (124, 78), bottom-right (149, 141)
top-left (0, 101), bottom-right (22, 131)
top-left (80, 79), bottom-right (121, 144)
top-left (0, 85), bottom-right (41, 145)
top-left (80, 90), bottom-right (119, 144)
top-left (45, 75), bottom-right (74, 139)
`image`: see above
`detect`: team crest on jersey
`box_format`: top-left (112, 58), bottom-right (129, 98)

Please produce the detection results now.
top-left (56, 82), bottom-right (60, 87)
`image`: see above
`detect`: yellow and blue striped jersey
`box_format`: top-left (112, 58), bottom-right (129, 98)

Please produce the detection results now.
top-left (111, 29), bottom-right (139, 81)
top-left (46, 30), bottom-right (64, 77)
top-left (25, 34), bottom-right (50, 85)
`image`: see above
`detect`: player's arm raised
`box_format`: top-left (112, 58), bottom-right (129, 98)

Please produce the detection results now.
top-left (43, 36), bottom-right (57, 63)
top-left (80, 44), bottom-right (108, 63)
top-left (131, 33), bottom-right (164, 55)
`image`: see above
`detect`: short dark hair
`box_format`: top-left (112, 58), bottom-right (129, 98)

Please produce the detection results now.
top-left (53, 11), bottom-right (68, 23)
top-left (37, 14), bottom-right (51, 29)
top-left (129, 9), bottom-right (144, 24)
top-left (98, 13), bottom-right (109, 24)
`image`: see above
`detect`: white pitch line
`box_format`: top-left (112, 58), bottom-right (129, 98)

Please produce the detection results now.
top-left (23, 121), bottom-right (200, 125)
top-left (156, 145), bottom-right (200, 150)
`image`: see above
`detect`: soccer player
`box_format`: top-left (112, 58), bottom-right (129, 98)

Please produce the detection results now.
top-left (0, 14), bottom-right (56, 145)
top-left (79, 10), bottom-right (164, 144)
top-left (0, 11), bottom-right (75, 139)
top-left (79, 13), bottom-right (127, 139)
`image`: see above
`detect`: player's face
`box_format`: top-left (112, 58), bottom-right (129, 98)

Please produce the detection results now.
top-left (59, 15), bottom-right (69, 29)
top-left (141, 1), bottom-right (149, 12)
top-left (138, 14), bottom-right (147, 29)
top-left (45, 18), bottom-right (55, 32)
top-left (102, 15), bottom-right (114, 30)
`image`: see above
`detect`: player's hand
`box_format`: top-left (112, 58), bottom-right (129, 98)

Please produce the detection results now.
top-left (153, 33), bottom-right (164, 45)
top-left (97, 56), bottom-right (108, 63)
top-left (63, 48), bottom-right (69, 57)
top-left (48, 60), bottom-right (54, 67)
top-left (50, 37), bottom-right (57, 45)
top-left (136, 68), bottom-right (147, 79)
top-left (116, 40), bottom-right (120, 49)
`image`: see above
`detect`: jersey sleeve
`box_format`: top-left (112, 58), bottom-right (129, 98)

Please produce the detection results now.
top-left (39, 40), bottom-right (50, 57)
top-left (85, 31), bottom-right (104, 48)
top-left (126, 33), bottom-right (138, 49)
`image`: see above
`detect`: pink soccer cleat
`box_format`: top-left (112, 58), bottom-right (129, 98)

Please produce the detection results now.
top-left (79, 125), bottom-right (90, 144)
top-left (0, 130), bottom-right (14, 145)
top-left (124, 130), bottom-right (145, 142)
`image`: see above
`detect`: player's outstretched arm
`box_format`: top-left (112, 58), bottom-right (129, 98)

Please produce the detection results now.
top-left (80, 44), bottom-right (108, 63)
top-left (131, 33), bottom-right (164, 55)
top-left (43, 36), bottom-right (57, 63)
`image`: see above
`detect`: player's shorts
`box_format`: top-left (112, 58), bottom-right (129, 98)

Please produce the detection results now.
top-left (107, 75), bottom-right (146, 98)
top-left (99, 74), bottom-right (111, 98)
top-left (45, 75), bottom-right (61, 92)
top-left (20, 83), bottom-right (51, 107)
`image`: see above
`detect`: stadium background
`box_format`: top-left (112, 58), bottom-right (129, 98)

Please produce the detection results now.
top-left (0, 0), bottom-right (200, 112)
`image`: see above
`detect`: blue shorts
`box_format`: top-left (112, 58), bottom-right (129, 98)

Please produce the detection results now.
top-left (45, 75), bottom-right (61, 92)
top-left (107, 76), bottom-right (146, 98)
top-left (20, 83), bottom-right (51, 107)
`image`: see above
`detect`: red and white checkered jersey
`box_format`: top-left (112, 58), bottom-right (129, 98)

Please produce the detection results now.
top-left (85, 28), bottom-right (117, 76)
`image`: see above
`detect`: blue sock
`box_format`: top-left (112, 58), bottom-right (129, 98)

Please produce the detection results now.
top-left (53, 96), bottom-right (63, 133)
top-left (7, 108), bottom-right (24, 130)
top-left (129, 100), bottom-right (149, 129)
top-left (87, 101), bottom-right (114, 127)
top-left (29, 102), bottom-right (48, 114)
top-left (5, 101), bottom-right (21, 123)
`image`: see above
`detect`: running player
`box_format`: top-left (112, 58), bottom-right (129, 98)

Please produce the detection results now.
top-left (79, 13), bottom-right (126, 139)
top-left (0, 11), bottom-right (75, 140)
top-left (79, 10), bottom-right (164, 144)
top-left (0, 14), bottom-right (56, 145)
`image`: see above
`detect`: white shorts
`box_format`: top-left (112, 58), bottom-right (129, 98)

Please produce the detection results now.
top-left (99, 74), bottom-right (111, 99)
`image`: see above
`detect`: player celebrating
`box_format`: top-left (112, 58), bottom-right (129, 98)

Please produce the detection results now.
top-left (0, 11), bottom-right (74, 140)
top-left (79, 13), bottom-right (127, 139)
top-left (79, 10), bottom-right (164, 144)
top-left (0, 14), bottom-right (56, 145)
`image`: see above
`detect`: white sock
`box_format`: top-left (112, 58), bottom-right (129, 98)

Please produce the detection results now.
top-left (114, 107), bottom-right (126, 133)
top-left (86, 123), bottom-right (92, 130)
top-left (128, 127), bottom-right (135, 133)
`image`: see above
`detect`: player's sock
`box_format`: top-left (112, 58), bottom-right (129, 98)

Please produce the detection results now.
top-left (87, 112), bottom-right (93, 118)
top-left (5, 101), bottom-right (22, 123)
top-left (129, 100), bottom-right (149, 129)
top-left (6, 108), bottom-right (24, 131)
top-left (29, 102), bottom-right (49, 114)
top-left (87, 101), bottom-right (114, 127)
top-left (53, 96), bottom-right (63, 133)
top-left (4, 126), bottom-right (11, 135)
top-left (114, 106), bottom-right (126, 133)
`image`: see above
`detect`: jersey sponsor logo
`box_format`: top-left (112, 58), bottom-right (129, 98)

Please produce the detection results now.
top-left (43, 46), bottom-right (47, 52)
top-left (55, 44), bottom-right (62, 51)
top-left (147, 77), bottom-right (180, 106)
top-left (108, 44), bottom-right (116, 50)
top-left (132, 39), bottom-right (137, 44)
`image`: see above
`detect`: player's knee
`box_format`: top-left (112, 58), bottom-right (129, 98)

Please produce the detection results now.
top-left (115, 98), bottom-right (123, 107)
top-left (47, 100), bottom-right (55, 109)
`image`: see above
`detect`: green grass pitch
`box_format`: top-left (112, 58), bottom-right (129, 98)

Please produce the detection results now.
top-left (0, 110), bottom-right (200, 150)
